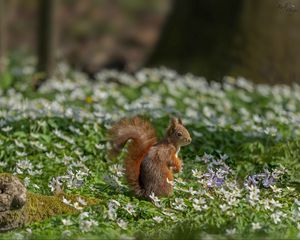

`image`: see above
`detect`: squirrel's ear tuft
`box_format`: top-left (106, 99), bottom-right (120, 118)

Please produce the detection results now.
top-left (170, 117), bottom-right (178, 127)
top-left (178, 117), bottom-right (183, 125)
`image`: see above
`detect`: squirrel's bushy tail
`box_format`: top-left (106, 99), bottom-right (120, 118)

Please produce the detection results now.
top-left (108, 116), bottom-right (157, 196)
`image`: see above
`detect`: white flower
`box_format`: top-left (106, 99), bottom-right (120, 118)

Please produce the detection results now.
top-left (0, 161), bottom-right (7, 167)
top-left (117, 219), bottom-right (128, 229)
top-left (46, 151), bottom-right (55, 159)
top-left (149, 192), bottom-right (161, 208)
top-left (109, 164), bottom-right (124, 177)
top-left (62, 218), bottom-right (73, 226)
top-left (16, 151), bottom-right (27, 157)
top-left (172, 198), bottom-right (187, 211)
top-left (269, 198), bottom-right (283, 208)
top-left (264, 127), bottom-right (277, 136)
top-left (220, 204), bottom-right (229, 212)
top-left (153, 216), bottom-right (163, 223)
top-left (62, 197), bottom-right (72, 206)
top-left (77, 197), bottom-right (87, 206)
top-left (61, 230), bottom-right (72, 237)
top-left (2, 126), bottom-right (12, 132)
top-left (251, 222), bottom-right (262, 230)
top-left (15, 140), bottom-right (25, 148)
top-left (73, 202), bottom-right (83, 210)
top-left (124, 203), bottom-right (136, 215)
top-left (270, 185), bottom-right (282, 193)
top-left (108, 208), bottom-right (117, 220)
top-left (79, 212), bottom-right (90, 220)
top-left (80, 219), bottom-right (98, 232)
top-left (261, 199), bottom-right (272, 211)
top-left (271, 211), bottom-right (287, 224)
top-left (193, 203), bottom-right (202, 211)
top-left (54, 143), bottom-right (65, 149)
top-left (175, 178), bottom-right (187, 185)
top-left (108, 200), bottom-right (121, 209)
top-left (13, 233), bottom-right (24, 240)
top-left (247, 185), bottom-right (260, 205)
top-left (95, 143), bottom-right (105, 150)
top-left (226, 228), bottom-right (236, 235)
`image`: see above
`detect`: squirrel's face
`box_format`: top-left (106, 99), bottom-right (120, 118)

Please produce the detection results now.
top-left (167, 117), bottom-right (192, 147)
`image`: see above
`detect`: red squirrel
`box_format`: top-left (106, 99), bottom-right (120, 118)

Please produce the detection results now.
top-left (108, 116), bottom-right (192, 197)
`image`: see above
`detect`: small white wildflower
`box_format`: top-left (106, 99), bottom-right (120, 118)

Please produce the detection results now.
top-left (192, 204), bottom-right (202, 211)
top-left (73, 202), bottom-right (83, 210)
top-left (124, 203), bottom-right (136, 215)
top-left (226, 228), bottom-right (236, 235)
top-left (80, 219), bottom-right (98, 232)
top-left (95, 143), bottom-right (105, 150)
top-left (261, 199), bottom-right (272, 211)
top-left (61, 230), bottom-right (72, 238)
top-left (153, 216), bottom-right (163, 223)
top-left (117, 219), bottom-right (128, 230)
top-left (54, 143), bottom-right (65, 149)
top-left (33, 184), bottom-right (40, 189)
top-left (220, 204), bottom-right (229, 212)
top-left (270, 185), bottom-right (282, 193)
top-left (175, 178), bottom-right (187, 185)
top-left (192, 169), bottom-right (202, 179)
top-left (269, 198), bottom-right (283, 208)
top-left (251, 222), bottom-right (262, 230)
top-left (13, 233), bottom-right (24, 240)
top-left (2, 126), bottom-right (12, 132)
top-left (108, 207), bottom-right (117, 220)
top-left (264, 127), bottom-right (277, 136)
top-left (15, 140), bottom-right (25, 148)
top-left (109, 164), bottom-right (124, 177)
top-left (172, 198), bottom-right (186, 211)
top-left (149, 192), bottom-right (161, 208)
top-left (109, 200), bottom-right (121, 208)
top-left (46, 151), bottom-right (55, 159)
top-left (0, 161), bottom-right (7, 167)
top-left (62, 197), bottom-right (72, 206)
top-left (23, 177), bottom-right (30, 187)
top-left (78, 197), bottom-right (87, 206)
top-left (16, 151), bottom-right (27, 157)
top-left (79, 212), bottom-right (90, 220)
top-left (62, 218), bottom-right (73, 226)
top-left (271, 211), bottom-right (287, 224)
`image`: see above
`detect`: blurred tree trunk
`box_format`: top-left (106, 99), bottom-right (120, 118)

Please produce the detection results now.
top-left (148, 0), bottom-right (300, 84)
top-left (147, 0), bottom-right (243, 81)
top-left (0, 0), bottom-right (5, 73)
top-left (233, 0), bottom-right (300, 84)
top-left (36, 0), bottom-right (59, 88)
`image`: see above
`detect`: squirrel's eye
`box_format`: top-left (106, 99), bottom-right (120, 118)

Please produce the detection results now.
top-left (177, 132), bottom-right (182, 137)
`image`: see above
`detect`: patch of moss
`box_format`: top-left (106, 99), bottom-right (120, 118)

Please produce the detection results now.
top-left (0, 173), bottom-right (99, 232)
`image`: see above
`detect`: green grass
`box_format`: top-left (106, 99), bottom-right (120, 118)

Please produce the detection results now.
top-left (1, 63), bottom-right (300, 239)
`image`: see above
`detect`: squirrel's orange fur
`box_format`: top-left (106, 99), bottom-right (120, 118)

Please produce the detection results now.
top-left (108, 116), bottom-right (191, 197)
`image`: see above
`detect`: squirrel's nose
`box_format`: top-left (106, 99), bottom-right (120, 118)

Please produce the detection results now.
top-left (186, 138), bottom-right (192, 143)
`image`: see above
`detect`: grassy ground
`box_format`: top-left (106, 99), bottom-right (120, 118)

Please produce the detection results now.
top-left (1, 62), bottom-right (300, 239)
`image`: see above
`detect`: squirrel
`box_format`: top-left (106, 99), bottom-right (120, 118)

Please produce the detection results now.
top-left (108, 116), bottom-right (192, 197)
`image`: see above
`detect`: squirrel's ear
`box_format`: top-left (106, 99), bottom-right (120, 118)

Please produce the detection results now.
top-left (170, 117), bottom-right (178, 127)
top-left (178, 117), bottom-right (183, 125)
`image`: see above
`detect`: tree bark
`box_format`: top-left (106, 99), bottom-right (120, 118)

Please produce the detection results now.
top-left (147, 0), bottom-right (243, 81)
top-left (233, 0), bottom-right (300, 84)
top-left (147, 0), bottom-right (300, 84)
top-left (36, 0), bottom-right (59, 88)
top-left (0, 0), bottom-right (6, 73)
